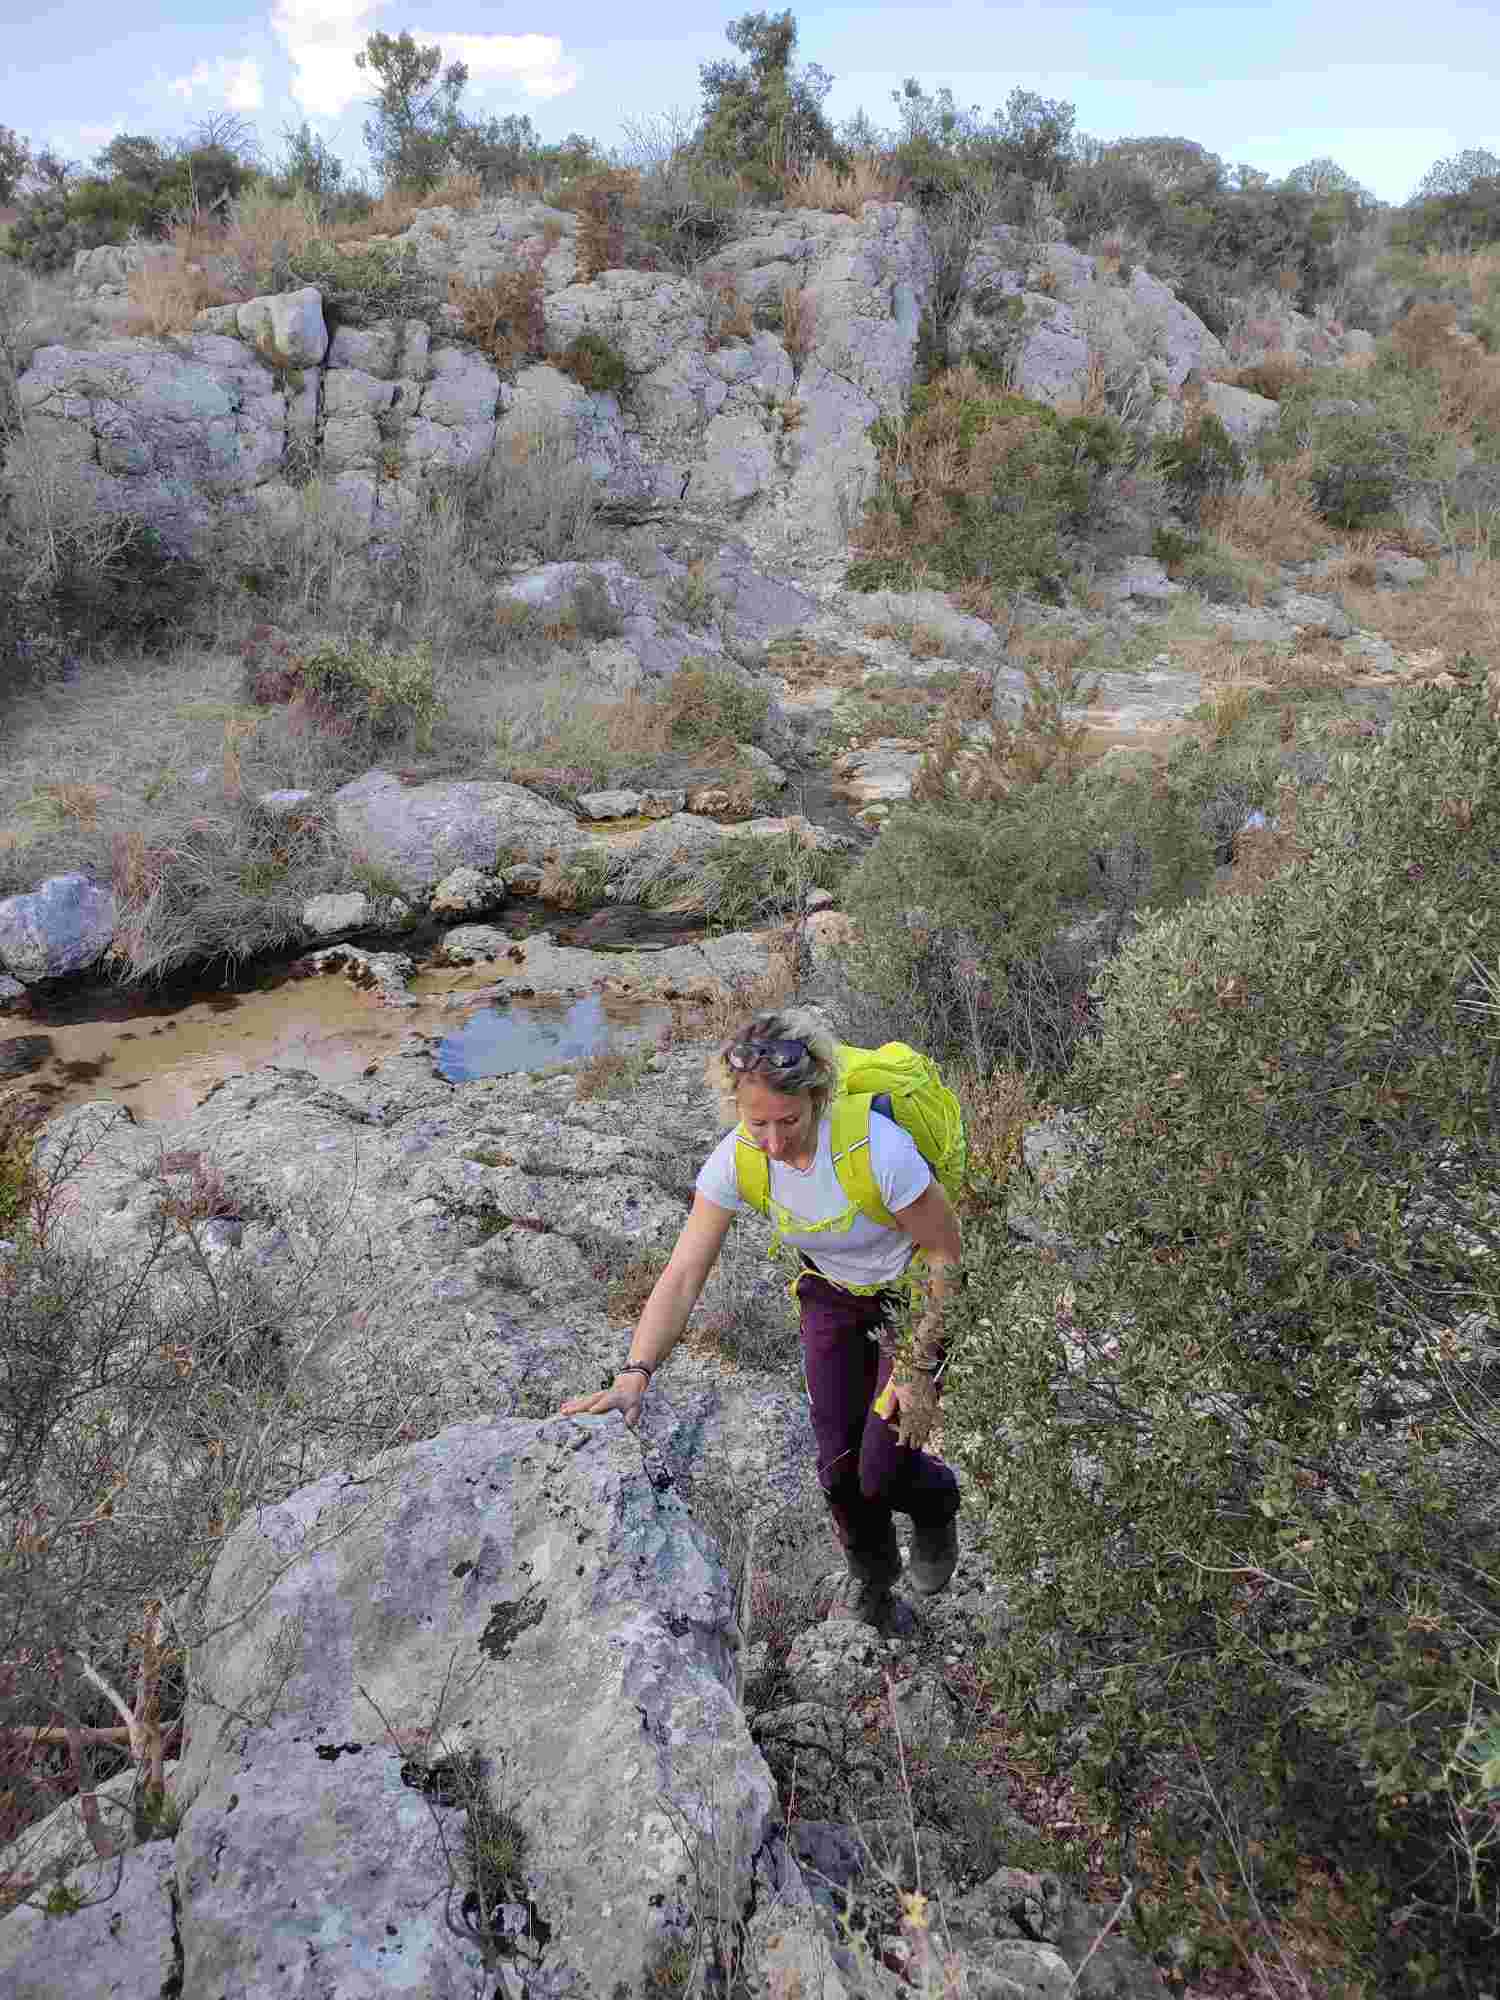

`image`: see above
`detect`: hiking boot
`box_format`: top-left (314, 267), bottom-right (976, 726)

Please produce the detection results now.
top-left (908, 1510), bottom-right (959, 1596)
top-left (833, 1524), bottom-right (902, 1626)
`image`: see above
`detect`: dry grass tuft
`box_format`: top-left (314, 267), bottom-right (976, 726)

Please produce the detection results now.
top-left (572, 1040), bottom-right (653, 1101)
top-left (1224, 353), bottom-right (1308, 401)
top-left (551, 168), bottom-right (641, 280)
top-left (1200, 450), bottom-right (1334, 564)
top-left (1332, 553), bottom-right (1500, 664)
top-left (448, 261), bottom-right (547, 371)
top-left (765, 641), bottom-right (871, 693)
top-left (122, 260), bottom-right (234, 336)
top-left (601, 1250), bottom-right (668, 1321)
top-left (700, 270), bottom-right (754, 347)
top-left (780, 285), bottom-right (817, 362)
top-left (783, 156), bottom-right (898, 215)
top-left (1388, 300), bottom-right (1500, 443)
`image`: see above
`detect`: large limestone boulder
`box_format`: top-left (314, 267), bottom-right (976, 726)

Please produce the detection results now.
top-left (234, 285), bottom-right (329, 367)
top-left (0, 872), bottom-right (117, 983)
top-left (329, 769), bottom-right (587, 896)
top-left (171, 1415), bottom-right (778, 1996)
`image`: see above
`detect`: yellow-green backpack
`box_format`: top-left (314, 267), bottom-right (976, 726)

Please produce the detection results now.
top-left (733, 1040), bottom-right (967, 1228)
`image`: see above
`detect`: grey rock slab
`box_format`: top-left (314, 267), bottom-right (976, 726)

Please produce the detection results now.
top-left (295, 944), bottom-right (417, 1006)
top-left (463, 928), bottom-right (773, 1000)
top-left (1100, 558), bottom-right (1181, 604)
top-left (0, 1762), bottom-right (178, 1895)
top-left (330, 770), bottom-right (587, 896)
top-left (1199, 378), bottom-right (1279, 444)
top-left (235, 286), bottom-right (329, 367)
top-left (785, 1618), bottom-right (894, 1702)
top-left (954, 1864), bottom-right (1067, 1945)
top-left (171, 1416), bottom-right (778, 1998)
top-left (1279, 589), bottom-right (1354, 637)
top-left (1374, 548), bottom-right (1429, 586)
top-left (576, 788), bottom-right (645, 820)
top-left (300, 889), bottom-right (373, 938)
top-left (0, 872), bottom-right (117, 982)
top-left (435, 924), bottom-right (511, 966)
top-left (428, 865), bottom-right (509, 917)
top-left (831, 741), bottom-right (923, 808)
top-left (887, 1670), bottom-right (956, 1750)
top-left (0, 1841), bottom-right (179, 2000)
top-left (257, 787), bottom-right (317, 817)
top-left (839, 587), bottom-right (996, 654)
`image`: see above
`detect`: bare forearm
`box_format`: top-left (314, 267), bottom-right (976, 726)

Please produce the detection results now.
top-left (624, 1271), bottom-right (702, 1372)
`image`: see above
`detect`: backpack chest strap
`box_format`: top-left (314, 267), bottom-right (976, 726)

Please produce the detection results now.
top-left (733, 1097), bottom-right (899, 1232)
top-left (829, 1094), bottom-right (899, 1231)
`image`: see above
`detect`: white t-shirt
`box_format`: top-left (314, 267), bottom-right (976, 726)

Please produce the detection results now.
top-left (696, 1111), bottom-right (931, 1289)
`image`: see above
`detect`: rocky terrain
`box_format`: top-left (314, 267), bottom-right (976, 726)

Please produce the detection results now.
top-left (1, 186), bottom-right (1484, 1995)
top-left (0, 1037), bottom-right (1163, 1998)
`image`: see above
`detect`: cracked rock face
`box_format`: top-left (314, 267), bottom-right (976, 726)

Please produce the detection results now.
top-left (6, 197), bottom-right (934, 556)
top-left (170, 1414), bottom-right (777, 1997)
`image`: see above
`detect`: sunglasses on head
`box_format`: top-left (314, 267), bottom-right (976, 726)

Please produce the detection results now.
top-left (727, 1038), bottom-right (809, 1073)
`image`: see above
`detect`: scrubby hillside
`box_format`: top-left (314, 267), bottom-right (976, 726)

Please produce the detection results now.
top-left (2, 23), bottom-right (1499, 1995)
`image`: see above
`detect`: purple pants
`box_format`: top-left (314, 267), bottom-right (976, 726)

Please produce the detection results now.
top-left (796, 1269), bottom-right (960, 1562)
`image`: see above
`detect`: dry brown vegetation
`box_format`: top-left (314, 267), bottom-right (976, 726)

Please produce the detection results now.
top-left (1388, 298), bottom-right (1500, 443)
top-left (552, 168), bottom-right (643, 280)
top-left (765, 640), bottom-right (872, 692)
top-left (780, 284), bottom-right (817, 361)
top-left (448, 261), bottom-right (547, 371)
top-left (1223, 353), bottom-right (1308, 400)
top-left (700, 270), bottom-right (754, 346)
top-left (1331, 550), bottom-right (1500, 663)
top-left (122, 260), bottom-right (234, 336)
top-left (783, 155), bottom-right (899, 215)
top-left (1199, 449), bottom-right (1335, 563)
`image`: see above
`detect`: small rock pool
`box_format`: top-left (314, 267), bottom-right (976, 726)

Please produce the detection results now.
top-left (1, 964), bottom-right (676, 1123)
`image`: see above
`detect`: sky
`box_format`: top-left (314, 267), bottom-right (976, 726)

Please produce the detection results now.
top-left (4, 0), bottom-right (1499, 206)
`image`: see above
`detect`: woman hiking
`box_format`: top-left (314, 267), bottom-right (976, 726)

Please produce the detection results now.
top-left (560, 1009), bottom-right (962, 1625)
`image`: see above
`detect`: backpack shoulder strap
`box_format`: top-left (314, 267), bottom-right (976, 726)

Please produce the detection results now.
top-left (829, 1093), bottom-right (899, 1231)
top-left (732, 1125), bottom-right (771, 1216)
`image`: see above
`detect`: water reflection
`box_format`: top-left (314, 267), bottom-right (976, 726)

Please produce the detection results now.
top-left (436, 994), bottom-right (667, 1083)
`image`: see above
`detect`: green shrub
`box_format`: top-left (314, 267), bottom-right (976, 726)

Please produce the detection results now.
top-left (557, 332), bottom-right (628, 395)
top-left (693, 828), bottom-right (848, 929)
top-left (851, 371), bottom-right (1126, 597)
top-left (284, 240), bottom-right (435, 330)
top-left (842, 662), bottom-right (1216, 1071)
top-left (1265, 358), bottom-right (1451, 530)
top-left (1154, 411), bottom-right (1245, 520)
top-left (944, 662), bottom-right (1500, 1990)
top-left (658, 661), bottom-right (768, 748)
top-left (296, 639), bottom-right (443, 749)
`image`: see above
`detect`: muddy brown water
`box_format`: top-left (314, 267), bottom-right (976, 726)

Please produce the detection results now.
top-left (3, 964), bottom-right (673, 1125)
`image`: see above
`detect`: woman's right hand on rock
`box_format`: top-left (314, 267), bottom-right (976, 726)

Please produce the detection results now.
top-left (558, 1375), bottom-right (647, 1430)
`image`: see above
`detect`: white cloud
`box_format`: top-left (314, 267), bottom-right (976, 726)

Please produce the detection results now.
top-left (167, 57), bottom-right (265, 114)
top-left (271, 0), bottom-right (375, 121)
top-left (270, 1), bottom-right (576, 119)
top-left (442, 33), bottom-right (578, 102)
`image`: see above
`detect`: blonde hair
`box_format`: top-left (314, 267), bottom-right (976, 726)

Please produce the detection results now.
top-left (705, 1007), bottom-right (840, 1126)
